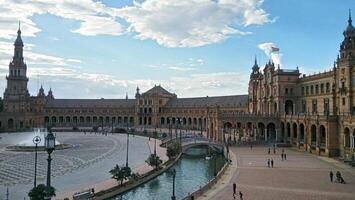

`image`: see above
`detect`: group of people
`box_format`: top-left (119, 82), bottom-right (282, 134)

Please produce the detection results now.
top-left (267, 158), bottom-right (274, 168)
top-left (329, 171), bottom-right (346, 184)
top-left (233, 183), bottom-right (243, 200)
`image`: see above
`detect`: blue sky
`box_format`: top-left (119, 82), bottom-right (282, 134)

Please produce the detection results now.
top-left (0, 0), bottom-right (353, 98)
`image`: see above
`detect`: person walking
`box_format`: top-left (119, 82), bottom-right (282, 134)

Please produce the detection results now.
top-left (281, 153), bottom-right (284, 161)
top-left (233, 183), bottom-right (237, 198)
top-left (250, 144), bottom-right (253, 150)
top-left (268, 147), bottom-right (270, 154)
top-left (284, 153), bottom-right (287, 160)
top-left (329, 171), bottom-right (333, 182)
top-left (271, 159), bottom-right (274, 168)
top-left (239, 191), bottom-right (244, 200)
top-left (273, 146), bottom-right (276, 154)
top-left (267, 159), bottom-right (270, 168)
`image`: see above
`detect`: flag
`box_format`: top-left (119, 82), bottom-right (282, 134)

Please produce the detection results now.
top-left (271, 47), bottom-right (279, 52)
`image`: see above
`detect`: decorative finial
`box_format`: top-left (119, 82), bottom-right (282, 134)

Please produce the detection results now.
top-left (254, 55), bottom-right (257, 65)
top-left (349, 9), bottom-right (352, 25)
top-left (18, 21), bottom-right (21, 34)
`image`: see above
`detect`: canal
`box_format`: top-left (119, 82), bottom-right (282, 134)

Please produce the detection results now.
top-left (112, 146), bottom-right (225, 200)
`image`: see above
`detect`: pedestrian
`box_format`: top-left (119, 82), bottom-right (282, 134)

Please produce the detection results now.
top-left (233, 183), bottom-right (237, 198)
top-left (268, 147), bottom-right (270, 154)
top-left (284, 153), bottom-right (287, 160)
top-left (329, 171), bottom-right (333, 182)
top-left (250, 144), bottom-right (253, 150)
top-left (273, 147), bottom-right (276, 154)
top-left (267, 159), bottom-right (270, 168)
top-left (281, 153), bottom-right (284, 161)
top-left (336, 171), bottom-right (341, 182)
top-left (271, 159), bottom-right (274, 168)
top-left (239, 191), bottom-right (243, 200)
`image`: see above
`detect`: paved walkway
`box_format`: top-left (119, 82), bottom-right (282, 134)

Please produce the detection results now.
top-left (55, 137), bottom-right (167, 200)
top-left (198, 145), bottom-right (355, 200)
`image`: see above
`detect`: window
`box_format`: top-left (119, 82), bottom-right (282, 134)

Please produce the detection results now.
top-left (324, 98), bottom-right (329, 115)
top-left (285, 88), bottom-right (288, 94)
top-left (326, 83), bottom-right (330, 93)
top-left (306, 86), bottom-right (309, 95)
top-left (342, 98), bottom-right (346, 105)
top-left (302, 100), bottom-right (306, 113)
top-left (311, 85), bottom-right (314, 94)
top-left (315, 85), bottom-right (319, 94)
top-left (312, 99), bottom-right (317, 113)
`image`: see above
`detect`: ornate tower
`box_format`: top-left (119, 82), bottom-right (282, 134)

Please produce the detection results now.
top-left (3, 24), bottom-right (30, 113)
top-left (336, 10), bottom-right (355, 114)
top-left (248, 56), bottom-right (260, 113)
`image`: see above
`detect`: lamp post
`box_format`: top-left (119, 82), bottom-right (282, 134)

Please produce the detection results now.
top-left (33, 135), bottom-right (41, 188)
top-left (44, 128), bottom-right (55, 200)
top-left (126, 122), bottom-right (130, 168)
top-left (171, 169), bottom-right (176, 200)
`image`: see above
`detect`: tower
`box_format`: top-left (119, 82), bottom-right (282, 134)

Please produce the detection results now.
top-left (336, 9), bottom-right (355, 114)
top-left (248, 56), bottom-right (260, 113)
top-left (3, 23), bottom-right (30, 113)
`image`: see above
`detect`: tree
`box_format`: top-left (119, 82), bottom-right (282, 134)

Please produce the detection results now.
top-left (28, 184), bottom-right (55, 200)
top-left (109, 164), bottom-right (131, 185)
top-left (167, 142), bottom-right (181, 159)
top-left (146, 154), bottom-right (162, 170)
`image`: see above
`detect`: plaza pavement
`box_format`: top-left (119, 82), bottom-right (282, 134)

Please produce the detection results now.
top-left (55, 137), bottom-right (168, 200)
top-left (198, 145), bottom-right (355, 200)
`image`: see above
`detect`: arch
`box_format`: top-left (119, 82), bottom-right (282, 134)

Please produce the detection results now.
top-left (267, 123), bottom-right (276, 141)
top-left (344, 128), bottom-right (350, 148)
top-left (59, 116), bottom-right (64, 123)
top-left (188, 118), bottom-right (192, 125)
top-left (193, 118), bottom-right (197, 125)
top-left (51, 116), bottom-right (57, 124)
top-left (123, 116), bottom-right (128, 123)
top-left (286, 123), bottom-right (291, 143)
top-left (257, 122), bottom-right (265, 140)
top-left (93, 116), bottom-right (98, 123)
top-left (73, 116), bottom-right (78, 124)
top-left (161, 117), bottom-right (165, 125)
top-left (105, 116), bottom-right (110, 124)
top-left (8, 118), bottom-right (14, 129)
top-left (299, 123), bottom-right (305, 144)
top-left (274, 102), bottom-right (278, 113)
top-left (311, 124), bottom-right (317, 147)
top-left (117, 116), bottom-right (122, 124)
top-left (80, 116), bottom-right (84, 123)
top-left (280, 122), bottom-right (285, 141)
top-left (65, 116), bottom-right (70, 123)
top-left (86, 116), bottom-right (91, 123)
top-left (112, 117), bottom-right (116, 124)
top-left (319, 125), bottom-right (326, 149)
top-left (183, 117), bottom-right (187, 125)
top-left (130, 117), bottom-right (134, 124)
top-left (45, 116), bottom-right (50, 124)
top-left (285, 100), bottom-right (294, 115)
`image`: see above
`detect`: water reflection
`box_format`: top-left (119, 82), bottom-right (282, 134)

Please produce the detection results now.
top-left (113, 146), bottom-right (225, 200)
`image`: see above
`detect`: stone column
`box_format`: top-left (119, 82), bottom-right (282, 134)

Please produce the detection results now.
top-left (264, 128), bottom-right (267, 141)
top-left (296, 126), bottom-right (301, 148)
top-left (254, 128), bottom-right (257, 141)
top-left (293, 103), bottom-right (296, 115)
top-left (275, 128), bottom-right (278, 142)
top-left (290, 124), bottom-right (294, 145)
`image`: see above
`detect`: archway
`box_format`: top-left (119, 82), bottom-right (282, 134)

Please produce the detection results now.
top-left (299, 123), bottom-right (305, 144)
top-left (285, 100), bottom-right (294, 115)
top-left (280, 122), bottom-right (285, 142)
top-left (344, 128), bottom-right (350, 148)
top-left (223, 122), bottom-right (233, 143)
top-left (286, 123), bottom-right (291, 143)
top-left (311, 125), bottom-right (317, 148)
top-left (258, 122), bottom-right (265, 141)
top-left (267, 123), bottom-right (276, 141)
top-left (319, 125), bottom-right (326, 151)
top-left (8, 118), bottom-right (14, 129)
top-left (292, 123), bottom-right (297, 144)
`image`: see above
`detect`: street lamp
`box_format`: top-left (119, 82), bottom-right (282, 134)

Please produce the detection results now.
top-left (44, 128), bottom-right (55, 200)
top-left (33, 135), bottom-right (41, 188)
top-left (171, 169), bottom-right (176, 200)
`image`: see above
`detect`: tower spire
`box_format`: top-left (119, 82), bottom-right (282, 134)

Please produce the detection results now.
top-left (349, 9), bottom-right (352, 26)
top-left (254, 55), bottom-right (257, 65)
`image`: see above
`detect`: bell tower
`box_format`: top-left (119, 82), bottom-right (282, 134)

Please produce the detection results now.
top-left (3, 23), bottom-right (30, 113)
top-left (248, 56), bottom-right (260, 113)
top-left (336, 10), bottom-right (355, 114)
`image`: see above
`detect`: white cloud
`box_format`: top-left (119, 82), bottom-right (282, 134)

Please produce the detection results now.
top-left (147, 58), bottom-right (205, 71)
top-left (258, 42), bottom-right (282, 67)
top-left (0, 0), bottom-right (125, 39)
top-left (115, 0), bottom-right (274, 47)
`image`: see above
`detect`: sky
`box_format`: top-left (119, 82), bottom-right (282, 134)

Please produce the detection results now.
top-left (0, 0), bottom-right (353, 99)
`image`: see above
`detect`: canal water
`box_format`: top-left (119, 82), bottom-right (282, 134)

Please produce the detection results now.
top-left (112, 147), bottom-right (225, 200)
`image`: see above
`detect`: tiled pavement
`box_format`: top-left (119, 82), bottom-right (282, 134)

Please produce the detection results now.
top-left (198, 145), bottom-right (355, 200)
